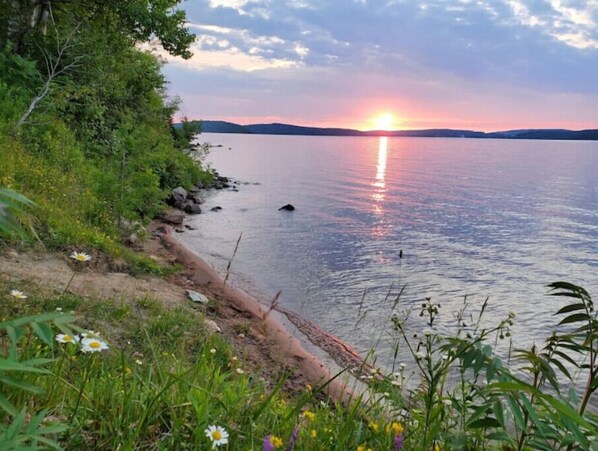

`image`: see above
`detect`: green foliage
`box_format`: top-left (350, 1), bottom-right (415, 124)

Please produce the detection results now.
top-left (0, 0), bottom-right (209, 268)
top-left (171, 117), bottom-right (203, 150)
top-left (0, 188), bottom-right (35, 239)
top-left (0, 304), bottom-right (76, 450)
top-left (0, 284), bottom-right (400, 450)
top-left (386, 283), bottom-right (598, 450)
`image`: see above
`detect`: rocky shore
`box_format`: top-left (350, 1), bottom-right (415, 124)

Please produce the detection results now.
top-left (152, 171), bottom-right (375, 400)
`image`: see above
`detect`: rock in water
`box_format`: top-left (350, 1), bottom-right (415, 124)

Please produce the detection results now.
top-left (278, 204), bottom-right (295, 211)
top-left (210, 206), bottom-right (223, 212)
top-left (184, 203), bottom-right (202, 214)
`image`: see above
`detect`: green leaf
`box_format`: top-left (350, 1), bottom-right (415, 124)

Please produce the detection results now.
top-left (0, 392), bottom-right (17, 416)
top-left (552, 349), bottom-right (580, 367)
top-left (0, 375), bottom-right (44, 394)
top-left (493, 400), bottom-right (505, 427)
top-left (520, 394), bottom-right (548, 437)
top-left (28, 434), bottom-right (65, 450)
top-left (5, 408), bottom-right (26, 439)
top-left (21, 358), bottom-right (55, 367)
top-left (542, 395), bottom-right (593, 430)
top-left (30, 321), bottom-right (54, 347)
top-left (558, 313), bottom-right (590, 326)
top-left (555, 303), bottom-right (587, 315)
top-left (37, 423), bottom-right (68, 435)
top-left (507, 396), bottom-right (525, 429)
top-left (549, 357), bottom-right (572, 380)
top-left (548, 282), bottom-right (590, 299)
top-left (1, 312), bottom-right (76, 329)
top-left (468, 417), bottom-right (501, 429)
top-left (0, 358), bottom-right (50, 374)
top-left (25, 410), bottom-right (47, 435)
top-left (485, 431), bottom-right (510, 442)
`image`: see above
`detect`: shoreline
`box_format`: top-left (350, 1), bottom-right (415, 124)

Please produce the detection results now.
top-left (158, 223), bottom-right (360, 404)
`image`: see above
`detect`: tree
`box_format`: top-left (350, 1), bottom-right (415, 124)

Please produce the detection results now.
top-left (1, 0), bottom-right (195, 59)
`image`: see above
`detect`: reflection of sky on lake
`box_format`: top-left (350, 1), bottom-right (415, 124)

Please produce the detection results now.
top-left (179, 134), bottom-right (598, 371)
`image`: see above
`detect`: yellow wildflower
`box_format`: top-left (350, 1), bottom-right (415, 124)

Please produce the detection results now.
top-left (302, 410), bottom-right (316, 421)
top-left (368, 421), bottom-right (379, 432)
top-left (310, 429), bottom-right (317, 438)
top-left (385, 422), bottom-right (404, 435)
top-left (270, 436), bottom-right (283, 448)
top-left (435, 445), bottom-right (441, 451)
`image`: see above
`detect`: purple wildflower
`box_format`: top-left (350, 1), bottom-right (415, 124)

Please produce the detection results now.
top-left (263, 435), bottom-right (274, 451)
top-left (286, 427), bottom-right (299, 451)
top-left (394, 433), bottom-right (404, 450)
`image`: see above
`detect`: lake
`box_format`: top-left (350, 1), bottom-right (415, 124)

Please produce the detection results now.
top-left (179, 133), bottom-right (598, 371)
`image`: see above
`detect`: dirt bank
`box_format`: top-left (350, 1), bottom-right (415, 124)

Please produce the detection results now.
top-left (0, 222), bottom-right (364, 403)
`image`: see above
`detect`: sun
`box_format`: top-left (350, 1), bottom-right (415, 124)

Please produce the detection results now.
top-left (373, 113), bottom-right (397, 131)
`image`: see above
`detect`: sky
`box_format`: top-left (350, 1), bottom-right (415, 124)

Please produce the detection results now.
top-left (161, 0), bottom-right (598, 131)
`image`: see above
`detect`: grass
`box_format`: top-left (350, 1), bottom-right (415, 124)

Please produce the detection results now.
top-left (1, 252), bottom-right (597, 450)
top-left (0, 275), bottom-right (402, 450)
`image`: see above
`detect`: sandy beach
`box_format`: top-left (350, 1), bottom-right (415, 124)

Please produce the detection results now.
top-left (158, 223), bottom-right (364, 403)
top-left (0, 218), bottom-right (370, 404)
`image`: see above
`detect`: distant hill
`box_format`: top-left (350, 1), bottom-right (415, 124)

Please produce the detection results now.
top-left (198, 120), bottom-right (598, 141)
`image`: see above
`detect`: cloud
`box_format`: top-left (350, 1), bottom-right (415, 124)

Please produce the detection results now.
top-left (163, 0), bottom-right (598, 129)
top-left (503, 0), bottom-right (598, 49)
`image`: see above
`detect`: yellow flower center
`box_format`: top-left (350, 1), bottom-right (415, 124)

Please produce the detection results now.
top-left (89, 341), bottom-right (101, 348)
top-left (212, 430), bottom-right (222, 440)
top-left (64, 335), bottom-right (73, 341)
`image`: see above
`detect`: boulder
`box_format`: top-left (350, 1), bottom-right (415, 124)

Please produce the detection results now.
top-left (184, 203), bottom-right (202, 214)
top-left (186, 289), bottom-right (209, 304)
top-left (162, 212), bottom-right (184, 225)
top-left (188, 194), bottom-right (204, 204)
top-left (278, 204), bottom-right (295, 211)
top-left (167, 186), bottom-right (188, 206)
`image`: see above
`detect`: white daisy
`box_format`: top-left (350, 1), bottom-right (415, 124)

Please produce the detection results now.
top-left (55, 334), bottom-right (80, 344)
top-left (70, 251), bottom-right (91, 262)
top-left (235, 368), bottom-right (244, 374)
top-left (81, 337), bottom-right (109, 353)
top-left (10, 289), bottom-right (27, 299)
top-left (204, 425), bottom-right (229, 448)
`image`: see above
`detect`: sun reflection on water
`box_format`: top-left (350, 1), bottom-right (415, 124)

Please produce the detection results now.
top-left (372, 137), bottom-right (388, 208)
top-left (371, 137), bottom-right (390, 239)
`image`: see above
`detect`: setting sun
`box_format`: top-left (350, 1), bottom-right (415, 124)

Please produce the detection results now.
top-left (373, 113), bottom-right (397, 131)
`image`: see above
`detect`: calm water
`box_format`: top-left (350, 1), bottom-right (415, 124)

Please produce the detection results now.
top-left (179, 133), bottom-right (598, 370)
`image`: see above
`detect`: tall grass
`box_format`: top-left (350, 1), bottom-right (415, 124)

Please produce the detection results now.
top-left (0, 277), bottom-right (405, 450)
